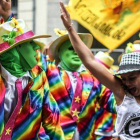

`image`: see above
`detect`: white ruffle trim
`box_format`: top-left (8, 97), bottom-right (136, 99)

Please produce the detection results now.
top-left (115, 69), bottom-right (140, 75)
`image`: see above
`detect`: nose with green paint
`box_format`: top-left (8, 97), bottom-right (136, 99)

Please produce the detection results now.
top-left (17, 41), bottom-right (41, 71)
top-left (59, 40), bottom-right (82, 71)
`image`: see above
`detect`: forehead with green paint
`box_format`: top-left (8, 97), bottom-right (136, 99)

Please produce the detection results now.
top-left (58, 39), bottom-right (82, 71)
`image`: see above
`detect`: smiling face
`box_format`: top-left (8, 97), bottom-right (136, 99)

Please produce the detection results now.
top-left (59, 40), bottom-right (82, 71)
top-left (121, 71), bottom-right (140, 96)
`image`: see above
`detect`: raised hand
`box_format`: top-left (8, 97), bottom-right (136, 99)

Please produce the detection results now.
top-left (0, 0), bottom-right (11, 21)
top-left (60, 1), bottom-right (73, 31)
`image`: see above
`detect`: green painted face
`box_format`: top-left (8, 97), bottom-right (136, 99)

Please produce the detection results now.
top-left (17, 41), bottom-right (40, 71)
top-left (59, 40), bottom-right (82, 71)
top-left (0, 41), bottom-right (40, 77)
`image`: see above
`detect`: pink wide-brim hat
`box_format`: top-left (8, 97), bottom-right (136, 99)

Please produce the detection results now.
top-left (0, 19), bottom-right (51, 55)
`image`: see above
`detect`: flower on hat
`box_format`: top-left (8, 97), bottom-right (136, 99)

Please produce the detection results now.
top-left (54, 28), bottom-right (67, 37)
top-left (125, 42), bottom-right (134, 53)
top-left (127, 42), bottom-right (133, 48)
top-left (11, 17), bottom-right (18, 25)
top-left (11, 18), bottom-right (23, 33)
top-left (2, 30), bottom-right (16, 46)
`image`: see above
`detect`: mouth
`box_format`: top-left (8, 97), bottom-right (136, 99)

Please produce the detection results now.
top-left (34, 53), bottom-right (37, 57)
top-left (129, 87), bottom-right (137, 96)
top-left (72, 57), bottom-right (80, 61)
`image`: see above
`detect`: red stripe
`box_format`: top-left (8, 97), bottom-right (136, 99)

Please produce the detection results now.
top-left (95, 58), bottom-right (110, 69)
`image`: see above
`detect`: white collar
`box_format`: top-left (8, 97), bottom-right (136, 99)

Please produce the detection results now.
top-left (0, 64), bottom-right (32, 86)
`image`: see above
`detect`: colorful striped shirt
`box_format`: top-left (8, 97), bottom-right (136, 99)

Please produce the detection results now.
top-left (46, 60), bottom-right (116, 140)
top-left (0, 51), bottom-right (65, 140)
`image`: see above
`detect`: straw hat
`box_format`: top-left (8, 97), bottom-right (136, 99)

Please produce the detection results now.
top-left (95, 51), bottom-right (114, 69)
top-left (0, 18), bottom-right (51, 55)
top-left (133, 40), bottom-right (140, 45)
top-left (48, 31), bottom-right (93, 64)
top-left (115, 52), bottom-right (140, 75)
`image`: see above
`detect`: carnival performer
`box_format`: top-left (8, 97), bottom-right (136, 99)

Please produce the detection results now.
top-left (60, 1), bottom-right (140, 140)
top-left (0, 0), bottom-right (65, 139)
top-left (45, 29), bottom-right (116, 140)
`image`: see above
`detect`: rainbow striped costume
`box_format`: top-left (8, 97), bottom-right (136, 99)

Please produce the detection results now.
top-left (46, 60), bottom-right (116, 140)
top-left (0, 51), bottom-right (64, 140)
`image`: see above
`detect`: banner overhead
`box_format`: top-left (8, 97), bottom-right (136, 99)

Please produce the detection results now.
top-left (66, 0), bottom-right (140, 50)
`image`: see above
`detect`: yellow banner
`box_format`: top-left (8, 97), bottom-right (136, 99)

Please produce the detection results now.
top-left (66, 0), bottom-right (140, 50)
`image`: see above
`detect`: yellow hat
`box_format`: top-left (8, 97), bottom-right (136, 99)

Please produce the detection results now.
top-left (48, 29), bottom-right (93, 64)
top-left (133, 40), bottom-right (140, 44)
top-left (95, 51), bottom-right (114, 69)
top-left (0, 18), bottom-right (51, 55)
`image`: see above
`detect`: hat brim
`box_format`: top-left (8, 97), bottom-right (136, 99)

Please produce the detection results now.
top-left (0, 34), bottom-right (51, 55)
top-left (115, 69), bottom-right (140, 75)
top-left (133, 40), bottom-right (140, 44)
top-left (48, 33), bottom-right (93, 63)
top-left (118, 53), bottom-right (124, 63)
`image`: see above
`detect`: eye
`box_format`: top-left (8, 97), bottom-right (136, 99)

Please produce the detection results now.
top-left (30, 41), bottom-right (33, 44)
top-left (68, 46), bottom-right (74, 51)
top-left (129, 77), bottom-right (136, 81)
top-left (121, 78), bottom-right (126, 82)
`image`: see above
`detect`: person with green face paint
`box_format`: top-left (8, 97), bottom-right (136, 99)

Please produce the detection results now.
top-left (58, 39), bottom-right (82, 71)
top-left (0, 41), bottom-right (40, 77)
top-left (45, 30), bottom-right (116, 140)
top-left (0, 1), bottom-right (65, 139)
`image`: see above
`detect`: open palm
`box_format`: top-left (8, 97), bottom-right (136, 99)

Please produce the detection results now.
top-left (60, 2), bottom-right (72, 30)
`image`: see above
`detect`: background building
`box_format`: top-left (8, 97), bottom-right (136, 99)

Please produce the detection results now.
top-left (11, 0), bottom-right (140, 65)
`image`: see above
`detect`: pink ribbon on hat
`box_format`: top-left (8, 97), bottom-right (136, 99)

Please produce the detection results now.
top-left (0, 30), bottom-right (34, 52)
top-left (133, 50), bottom-right (140, 52)
top-left (95, 58), bottom-right (110, 69)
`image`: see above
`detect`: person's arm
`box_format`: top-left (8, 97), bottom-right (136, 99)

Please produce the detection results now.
top-left (0, 0), bottom-right (12, 21)
top-left (59, 1), bottom-right (125, 105)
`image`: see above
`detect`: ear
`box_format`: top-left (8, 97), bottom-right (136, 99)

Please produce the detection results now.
top-left (58, 49), bottom-right (62, 60)
top-left (58, 46), bottom-right (63, 60)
